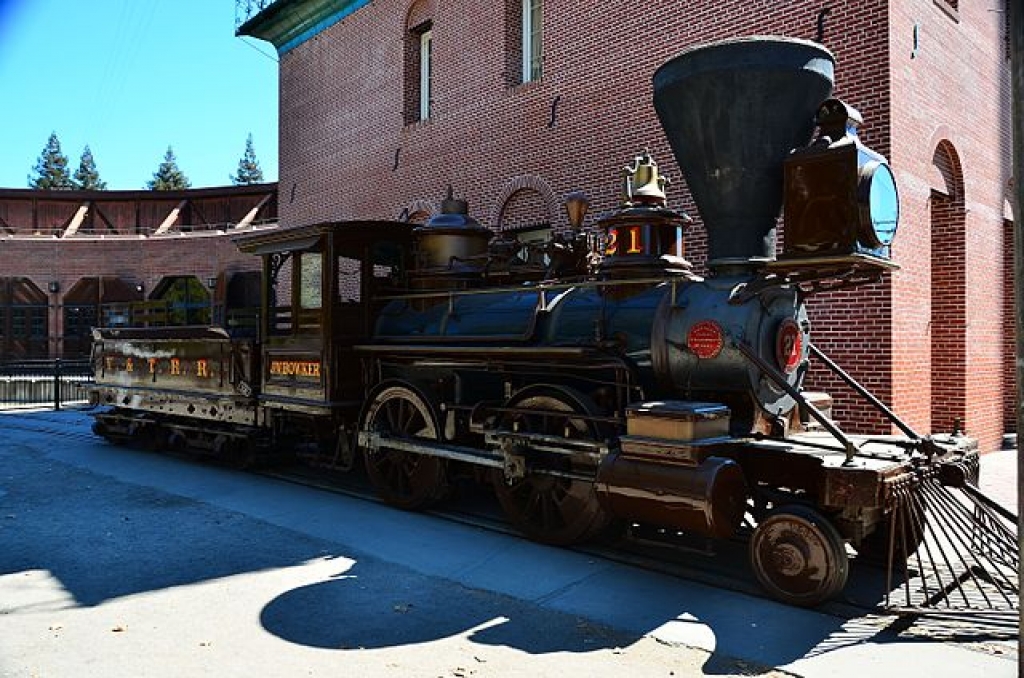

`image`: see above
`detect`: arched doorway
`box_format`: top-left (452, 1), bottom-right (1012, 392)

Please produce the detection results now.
top-left (929, 140), bottom-right (967, 434)
top-left (62, 277), bottom-right (142, 356)
top-left (0, 278), bottom-right (48, 359)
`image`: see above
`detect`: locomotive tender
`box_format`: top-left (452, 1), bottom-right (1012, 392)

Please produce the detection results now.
top-left (89, 37), bottom-right (1011, 608)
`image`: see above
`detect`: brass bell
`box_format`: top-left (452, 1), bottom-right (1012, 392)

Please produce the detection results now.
top-left (623, 150), bottom-right (668, 206)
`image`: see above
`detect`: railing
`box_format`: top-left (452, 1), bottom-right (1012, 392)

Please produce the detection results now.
top-left (0, 218), bottom-right (277, 239)
top-left (235, 0), bottom-right (280, 29)
top-left (0, 359), bottom-right (94, 410)
top-left (100, 300), bottom-right (212, 328)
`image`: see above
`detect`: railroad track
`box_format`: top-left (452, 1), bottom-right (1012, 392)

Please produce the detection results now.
top-left (4, 408), bottom-right (1017, 647)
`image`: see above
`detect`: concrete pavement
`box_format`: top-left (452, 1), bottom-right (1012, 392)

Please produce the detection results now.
top-left (0, 409), bottom-right (1017, 677)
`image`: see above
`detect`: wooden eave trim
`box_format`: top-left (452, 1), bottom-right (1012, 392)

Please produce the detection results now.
top-left (235, 0), bottom-right (372, 54)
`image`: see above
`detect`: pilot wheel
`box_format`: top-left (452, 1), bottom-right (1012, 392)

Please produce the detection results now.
top-left (749, 504), bottom-right (849, 606)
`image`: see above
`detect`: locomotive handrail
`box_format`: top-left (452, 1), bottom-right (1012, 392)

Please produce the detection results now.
top-left (353, 344), bottom-right (609, 357)
top-left (371, 273), bottom-right (698, 303)
top-left (808, 342), bottom-right (919, 441)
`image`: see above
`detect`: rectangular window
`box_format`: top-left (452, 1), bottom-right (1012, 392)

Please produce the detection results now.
top-left (419, 29), bottom-right (433, 120)
top-left (299, 252), bottom-right (323, 310)
top-left (30, 309), bottom-right (46, 338)
top-left (522, 0), bottom-right (542, 82)
top-left (11, 309), bottom-right (25, 338)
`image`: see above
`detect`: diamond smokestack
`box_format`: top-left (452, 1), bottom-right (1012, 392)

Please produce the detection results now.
top-left (652, 36), bottom-right (835, 267)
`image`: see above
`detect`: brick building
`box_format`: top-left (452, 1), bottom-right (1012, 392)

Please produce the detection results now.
top-left (0, 184), bottom-right (276, 359)
top-left (236, 0), bottom-right (1013, 452)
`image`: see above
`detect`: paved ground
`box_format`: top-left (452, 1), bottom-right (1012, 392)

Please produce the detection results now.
top-left (0, 409), bottom-right (1017, 677)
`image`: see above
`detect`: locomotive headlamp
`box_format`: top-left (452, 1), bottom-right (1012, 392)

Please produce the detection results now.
top-left (858, 160), bottom-right (899, 250)
top-left (782, 98), bottom-right (900, 260)
top-left (564, 191), bottom-right (589, 229)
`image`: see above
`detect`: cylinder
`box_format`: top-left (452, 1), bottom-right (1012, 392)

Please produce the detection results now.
top-left (596, 454), bottom-right (747, 538)
top-left (652, 37), bottom-right (834, 266)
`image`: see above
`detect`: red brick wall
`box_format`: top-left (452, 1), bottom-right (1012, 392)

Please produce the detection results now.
top-left (1003, 217), bottom-right (1016, 437)
top-left (0, 234), bottom-right (260, 358)
top-left (278, 1), bottom-right (898, 229)
top-left (889, 1), bottom-right (1012, 452)
top-left (272, 0), bottom-right (1010, 447)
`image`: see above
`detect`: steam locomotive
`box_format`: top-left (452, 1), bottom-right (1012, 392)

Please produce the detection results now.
top-left (89, 37), bottom-right (1012, 608)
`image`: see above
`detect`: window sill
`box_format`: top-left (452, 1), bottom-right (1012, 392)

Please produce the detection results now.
top-left (402, 117), bottom-right (433, 131)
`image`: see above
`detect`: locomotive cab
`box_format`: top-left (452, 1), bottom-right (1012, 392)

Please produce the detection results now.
top-left (234, 221), bottom-right (414, 418)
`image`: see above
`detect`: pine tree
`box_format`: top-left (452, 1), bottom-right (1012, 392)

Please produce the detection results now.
top-left (231, 133), bottom-right (264, 185)
top-left (28, 132), bottom-right (74, 189)
top-left (73, 145), bottom-right (107, 190)
top-left (147, 146), bottom-right (191, 190)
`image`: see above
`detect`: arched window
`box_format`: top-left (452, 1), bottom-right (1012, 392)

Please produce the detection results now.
top-left (151, 276), bottom-right (211, 326)
top-left (404, 1), bottom-right (435, 124)
top-left (492, 175), bottom-right (557, 236)
top-left (63, 277), bottom-right (141, 356)
top-left (505, 0), bottom-right (543, 85)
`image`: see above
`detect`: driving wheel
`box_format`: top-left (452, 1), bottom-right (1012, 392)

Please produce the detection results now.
top-left (360, 383), bottom-right (448, 510)
top-left (492, 387), bottom-right (609, 546)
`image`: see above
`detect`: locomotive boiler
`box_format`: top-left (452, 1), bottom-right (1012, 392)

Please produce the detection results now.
top-left (89, 37), bottom-right (1015, 609)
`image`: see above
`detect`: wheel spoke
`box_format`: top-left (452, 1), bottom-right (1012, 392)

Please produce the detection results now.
top-left (361, 385), bottom-right (448, 511)
top-left (493, 389), bottom-right (609, 546)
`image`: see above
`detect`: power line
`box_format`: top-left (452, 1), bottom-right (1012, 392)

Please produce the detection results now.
top-left (239, 35), bottom-right (279, 63)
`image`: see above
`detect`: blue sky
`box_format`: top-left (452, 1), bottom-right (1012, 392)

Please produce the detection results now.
top-left (0, 0), bottom-right (279, 190)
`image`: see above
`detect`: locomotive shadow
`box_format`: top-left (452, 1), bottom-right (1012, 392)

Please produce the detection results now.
top-left (259, 562), bottom-right (638, 655)
top-left (0, 428), bottom-right (334, 610)
top-left (258, 547), bottom-right (856, 668)
top-left (259, 529), bottom-right (1017, 668)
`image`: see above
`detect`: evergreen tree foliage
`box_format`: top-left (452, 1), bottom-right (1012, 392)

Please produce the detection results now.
top-left (73, 145), bottom-right (107, 190)
top-left (147, 146), bottom-right (191, 190)
top-left (231, 133), bottom-right (264, 185)
top-left (28, 132), bottom-right (74, 189)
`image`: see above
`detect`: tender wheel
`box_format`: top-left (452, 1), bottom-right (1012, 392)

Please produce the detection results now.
top-left (749, 505), bottom-right (849, 607)
top-left (136, 423), bottom-right (167, 452)
top-left (223, 437), bottom-right (256, 470)
top-left (360, 383), bottom-right (448, 511)
top-left (492, 387), bottom-right (610, 546)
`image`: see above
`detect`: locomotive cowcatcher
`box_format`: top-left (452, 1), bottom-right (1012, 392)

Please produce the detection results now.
top-left (89, 37), bottom-right (1017, 610)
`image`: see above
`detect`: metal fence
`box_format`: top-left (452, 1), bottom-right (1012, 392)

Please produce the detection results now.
top-left (0, 359), bottom-right (94, 410)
